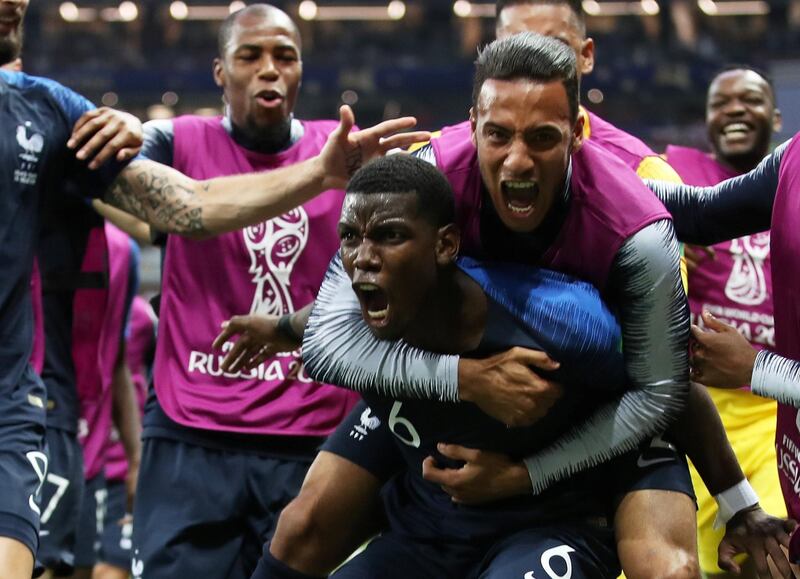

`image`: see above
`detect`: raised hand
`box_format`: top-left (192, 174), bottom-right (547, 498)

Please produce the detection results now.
top-left (458, 347), bottom-right (563, 427)
top-left (691, 311), bottom-right (758, 388)
top-left (421, 443), bottom-right (530, 504)
top-left (68, 107), bottom-right (143, 169)
top-left (319, 105), bottom-right (431, 190)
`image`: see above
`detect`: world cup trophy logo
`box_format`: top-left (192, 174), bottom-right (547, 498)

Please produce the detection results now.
top-left (724, 233), bottom-right (770, 306)
top-left (244, 207), bottom-right (309, 316)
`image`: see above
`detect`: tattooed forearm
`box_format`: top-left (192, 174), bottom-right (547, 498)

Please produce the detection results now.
top-left (104, 161), bottom-right (209, 236)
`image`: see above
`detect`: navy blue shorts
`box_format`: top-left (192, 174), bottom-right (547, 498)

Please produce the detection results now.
top-left (333, 521), bottom-right (619, 579)
top-left (98, 480), bottom-right (132, 570)
top-left (73, 475), bottom-right (107, 568)
top-left (36, 427), bottom-right (85, 575)
top-left (0, 368), bottom-right (48, 559)
top-left (132, 437), bottom-right (311, 579)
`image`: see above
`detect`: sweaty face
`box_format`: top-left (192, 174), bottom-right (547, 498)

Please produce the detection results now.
top-left (472, 78), bottom-right (578, 233)
top-left (496, 3), bottom-right (593, 77)
top-left (338, 193), bottom-right (440, 341)
top-left (706, 70), bottom-right (778, 165)
top-left (216, 12), bottom-right (302, 133)
top-left (0, 0), bottom-right (27, 66)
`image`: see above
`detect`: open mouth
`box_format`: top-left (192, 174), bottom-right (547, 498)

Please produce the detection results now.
top-left (255, 89), bottom-right (284, 108)
top-left (353, 282), bottom-right (390, 325)
top-left (501, 180), bottom-right (539, 217)
top-left (720, 122), bottom-right (753, 140)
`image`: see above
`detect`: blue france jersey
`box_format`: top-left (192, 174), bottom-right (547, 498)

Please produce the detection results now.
top-left (359, 256), bottom-right (626, 459)
top-left (355, 259), bottom-right (628, 541)
top-left (0, 71), bottom-right (125, 426)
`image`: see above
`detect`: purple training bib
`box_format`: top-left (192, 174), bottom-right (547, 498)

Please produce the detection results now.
top-left (667, 145), bottom-right (774, 370)
top-left (154, 116), bottom-right (359, 436)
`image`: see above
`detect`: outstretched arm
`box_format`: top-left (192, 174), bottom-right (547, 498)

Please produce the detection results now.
top-left (302, 257), bottom-right (604, 424)
top-left (646, 140), bottom-right (789, 245)
top-left (103, 106), bottom-right (429, 238)
top-left (520, 219), bottom-right (690, 492)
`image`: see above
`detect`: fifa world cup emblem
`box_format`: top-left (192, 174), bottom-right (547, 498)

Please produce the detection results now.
top-left (724, 233), bottom-right (770, 306)
top-left (244, 207), bottom-right (309, 317)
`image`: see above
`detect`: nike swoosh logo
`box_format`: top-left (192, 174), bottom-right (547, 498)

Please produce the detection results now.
top-left (524, 573), bottom-right (536, 579)
top-left (637, 456), bottom-right (674, 468)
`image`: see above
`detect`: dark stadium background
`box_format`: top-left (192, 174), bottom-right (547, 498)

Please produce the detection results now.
top-left (26, 0), bottom-right (800, 287)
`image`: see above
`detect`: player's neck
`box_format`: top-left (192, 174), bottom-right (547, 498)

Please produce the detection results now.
top-left (224, 115), bottom-right (300, 154)
top-left (401, 267), bottom-right (487, 354)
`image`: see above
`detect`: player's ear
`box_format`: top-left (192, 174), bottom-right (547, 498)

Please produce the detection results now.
top-left (436, 224), bottom-right (460, 266)
top-left (469, 108), bottom-right (478, 147)
top-left (571, 111), bottom-right (585, 151)
top-left (580, 38), bottom-right (595, 76)
top-left (213, 58), bottom-right (225, 88)
top-left (773, 108), bottom-right (783, 134)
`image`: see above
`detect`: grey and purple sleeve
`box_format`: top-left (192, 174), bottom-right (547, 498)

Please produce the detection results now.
top-left (645, 140), bottom-right (788, 245)
top-left (303, 221), bottom-right (690, 494)
top-left (523, 219), bottom-right (690, 492)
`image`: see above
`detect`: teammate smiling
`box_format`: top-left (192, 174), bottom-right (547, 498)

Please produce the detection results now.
top-left (665, 66), bottom-right (785, 579)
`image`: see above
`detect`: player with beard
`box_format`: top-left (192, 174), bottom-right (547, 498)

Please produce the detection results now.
top-left (639, 132), bottom-right (800, 570)
top-left (226, 33), bottom-right (796, 579)
top-left (127, 6), bottom-right (432, 578)
top-left (308, 154), bottom-right (635, 578)
top-left (664, 66), bottom-right (785, 579)
top-left (0, 1), bottom-right (424, 576)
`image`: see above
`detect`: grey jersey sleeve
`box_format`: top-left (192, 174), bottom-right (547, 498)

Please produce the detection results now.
top-left (752, 350), bottom-right (800, 406)
top-left (523, 219), bottom-right (690, 493)
top-left (646, 140), bottom-right (789, 245)
top-left (302, 255), bottom-right (460, 402)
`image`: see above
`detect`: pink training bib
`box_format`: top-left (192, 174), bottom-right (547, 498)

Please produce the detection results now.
top-left (153, 116), bottom-right (359, 436)
top-left (74, 223), bottom-right (132, 480)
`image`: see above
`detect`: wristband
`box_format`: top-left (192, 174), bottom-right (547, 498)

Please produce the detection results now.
top-left (277, 314), bottom-right (303, 343)
top-left (713, 479), bottom-right (760, 529)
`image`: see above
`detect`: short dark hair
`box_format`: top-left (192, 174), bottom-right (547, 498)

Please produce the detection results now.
top-left (473, 32), bottom-right (580, 122)
top-left (709, 64), bottom-right (776, 104)
top-left (346, 155), bottom-right (456, 227)
top-left (218, 4), bottom-right (301, 57)
top-left (496, 0), bottom-right (586, 34)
